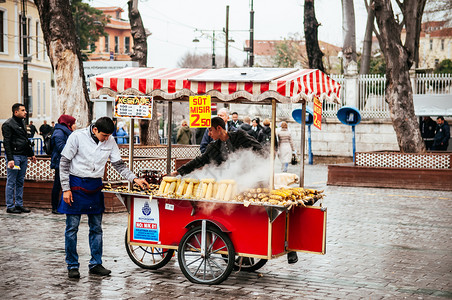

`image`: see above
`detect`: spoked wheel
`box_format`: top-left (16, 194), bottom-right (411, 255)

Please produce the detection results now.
top-left (124, 229), bottom-right (174, 269)
top-left (233, 256), bottom-right (268, 272)
top-left (178, 225), bottom-right (235, 285)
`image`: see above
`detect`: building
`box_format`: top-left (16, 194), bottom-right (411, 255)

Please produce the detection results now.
top-left (418, 21), bottom-right (452, 69)
top-left (86, 7), bottom-right (133, 61)
top-left (0, 0), bottom-right (53, 138)
top-left (245, 39), bottom-right (342, 73)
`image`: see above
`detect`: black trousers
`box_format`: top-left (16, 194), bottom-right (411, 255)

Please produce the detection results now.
top-left (51, 168), bottom-right (61, 210)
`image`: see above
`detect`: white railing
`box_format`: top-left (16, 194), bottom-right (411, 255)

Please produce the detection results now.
top-left (358, 74), bottom-right (390, 119)
top-left (415, 73), bottom-right (452, 94)
top-left (325, 75), bottom-right (345, 118)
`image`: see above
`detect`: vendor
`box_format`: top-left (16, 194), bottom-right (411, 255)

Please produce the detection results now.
top-left (171, 117), bottom-right (299, 264)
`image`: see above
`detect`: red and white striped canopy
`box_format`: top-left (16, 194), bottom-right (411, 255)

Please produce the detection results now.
top-left (90, 67), bottom-right (341, 104)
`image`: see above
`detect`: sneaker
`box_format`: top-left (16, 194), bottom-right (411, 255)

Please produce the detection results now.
top-left (287, 251), bottom-right (298, 264)
top-left (68, 268), bottom-right (80, 279)
top-left (6, 207), bottom-right (22, 214)
top-left (89, 265), bottom-right (111, 276)
top-left (15, 206), bottom-right (31, 213)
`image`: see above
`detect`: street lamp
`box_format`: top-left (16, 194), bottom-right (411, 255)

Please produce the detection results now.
top-left (193, 31), bottom-right (216, 69)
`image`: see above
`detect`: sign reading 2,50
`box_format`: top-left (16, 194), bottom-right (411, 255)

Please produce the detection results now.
top-left (191, 115), bottom-right (211, 127)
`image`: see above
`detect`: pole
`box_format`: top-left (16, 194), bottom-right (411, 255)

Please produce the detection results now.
top-left (225, 5), bottom-right (229, 68)
top-left (212, 31), bottom-right (216, 69)
top-left (249, 0), bottom-right (254, 67)
top-left (300, 101), bottom-right (307, 187)
top-left (270, 99), bottom-right (276, 190)
top-left (308, 125), bottom-right (313, 165)
top-left (166, 101), bottom-right (173, 174)
top-left (22, 0), bottom-right (29, 125)
top-left (128, 118), bottom-right (134, 190)
top-left (352, 125), bottom-right (356, 163)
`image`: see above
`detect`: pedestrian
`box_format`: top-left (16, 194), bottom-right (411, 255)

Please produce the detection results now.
top-left (277, 121), bottom-right (295, 172)
top-left (51, 121), bottom-right (55, 128)
top-left (177, 120), bottom-right (192, 144)
top-left (432, 116), bottom-right (450, 151)
top-left (231, 112), bottom-right (243, 129)
top-left (27, 121), bottom-right (37, 138)
top-left (2, 103), bottom-right (36, 214)
top-left (420, 116), bottom-right (436, 150)
top-left (251, 118), bottom-right (263, 137)
top-left (257, 119), bottom-right (278, 152)
top-left (58, 117), bottom-right (150, 278)
top-left (239, 116), bottom-right (257, 139)
top-left (115, 121), bottom-right (128, 144)
top-left (50, 115), bottom-right (76, 214)
top-left (39, 120), bottom-right (52, 138)
top-left (200, 108), bottom-right (236, 153)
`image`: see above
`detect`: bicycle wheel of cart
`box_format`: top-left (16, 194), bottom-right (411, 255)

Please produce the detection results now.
top-left (234, 256), bottom-right (268, 272)
top-left (178, 225), bottom-right (235, 285)
top-left (124, 229), bottom-right (174, 269)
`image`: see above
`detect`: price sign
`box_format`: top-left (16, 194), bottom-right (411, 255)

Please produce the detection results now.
top-left (189, 95), bottom-right (211, 128)
top-left (313, 97), bottom-right (322, 130)
top-left (114, 95), bottom-right (153, 119)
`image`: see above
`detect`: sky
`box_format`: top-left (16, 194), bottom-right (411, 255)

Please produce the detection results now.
top-left (90, 0), bottom-right (368, 68)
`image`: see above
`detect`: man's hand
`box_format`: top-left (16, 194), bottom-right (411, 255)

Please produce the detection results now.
top-left (170, 171), bottom-right (179, 176)
top-left (7, 161), bottom-right (15, 169)
top-left (63, 191), bottom-right (73, 206)
top-left (134, 178), bottom-right (151, 190)
top-left (30, 156), bottom-right (37, 163)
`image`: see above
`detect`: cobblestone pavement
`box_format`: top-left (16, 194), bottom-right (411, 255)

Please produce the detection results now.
top-left (1, 165), bottom-right (451, 299)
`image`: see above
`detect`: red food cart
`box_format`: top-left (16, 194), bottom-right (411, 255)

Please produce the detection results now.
top-left (92, 67), bottom-right (341, 284)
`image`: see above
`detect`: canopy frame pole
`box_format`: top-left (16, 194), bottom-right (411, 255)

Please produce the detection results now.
top-left (166, 101), bottom-right (173, 174)
top-left (270, 99), bottom-right (276, 190)
top-left (300, 100), bottom-right (307, 187)
top-left (128, 118), bottom-right (134, 190)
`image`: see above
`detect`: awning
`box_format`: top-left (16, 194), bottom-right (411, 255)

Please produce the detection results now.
top-left (90, 67), bottom-right (341, 104)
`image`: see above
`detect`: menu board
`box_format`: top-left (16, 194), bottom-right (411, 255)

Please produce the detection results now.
top-left (114, 95), bottom-right (153, 119)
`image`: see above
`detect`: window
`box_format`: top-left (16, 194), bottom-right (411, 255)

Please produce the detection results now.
top-left (429, 39), bottom-right (433, 50)
top-left (18, 15), bottom-right (31, 56)
top-left (441, 39), bottom-right (444, 51)
top-left (36, 21), bottom-right (39, 59)
top-left (37, 81), bottom-right (41, 115)
top-left (114, 36), bottom-right (119, 53)
top-left (104, 35), bottom-right (109, 52)
top-left (125, 36), bottom-right (130, 54)
top-left (42, 82), bottom-right (46, 116)
top-left (0, 10), bottom-right (4, 52)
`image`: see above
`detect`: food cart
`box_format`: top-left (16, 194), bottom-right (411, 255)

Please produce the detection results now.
top-left (90, 67), bottom-right (341, 284)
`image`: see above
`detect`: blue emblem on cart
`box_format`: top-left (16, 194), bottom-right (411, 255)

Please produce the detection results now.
top-left (142, 202), bottom-right (152, 216)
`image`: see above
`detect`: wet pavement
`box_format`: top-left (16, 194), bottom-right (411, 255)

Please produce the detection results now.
top-left (1, 164), bottom-right (451, 299)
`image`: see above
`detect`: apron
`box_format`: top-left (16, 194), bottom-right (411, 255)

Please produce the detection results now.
top-left (58, 175), bottom-right (104, 214)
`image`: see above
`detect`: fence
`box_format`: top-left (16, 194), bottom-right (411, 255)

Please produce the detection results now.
top-left (0, 138), bottom-right (44, 156)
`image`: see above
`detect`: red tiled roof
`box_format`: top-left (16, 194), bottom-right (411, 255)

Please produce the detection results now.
top-left (430, 27), bottom-right (452, 37)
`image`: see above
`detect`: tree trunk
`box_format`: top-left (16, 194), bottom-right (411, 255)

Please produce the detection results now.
top-left (373, 0), bottom-right (426, 153)
top-left (128, 0), bottom-right (159, 146)
top-left (303, 0), bottom-right (325, 72)
top-left (360, 0), bottom-right (375, 74)
top-left (342, 0), bottom-right (357, 71)
top-left (34, 0), bottom-right (91, 127)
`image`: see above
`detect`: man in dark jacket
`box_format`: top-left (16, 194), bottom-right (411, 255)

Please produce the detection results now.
top-left (231, 112), bottom-right (243, 129)
top-left (200, 108), bottom-right (237, 153)
top-left (420, 116), bottom-right (437, 150)
top-left (28, 121), bottom-right (37, 138)
top-left (2, 103), bottom-right (36, 213)
top-left (432, 116), bottom-right (450, 151)
top-left (174, 117), bottom-right (264, 176)
top-left (39, 120), bottom-right (52, 138)
top-left (239, 116), bottom-right (257, 139)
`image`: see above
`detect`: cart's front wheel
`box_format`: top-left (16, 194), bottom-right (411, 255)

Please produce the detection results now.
top-left (125, 229), bottom-right (174, 270)
top-left (178, 225), bottom-right (235, 285)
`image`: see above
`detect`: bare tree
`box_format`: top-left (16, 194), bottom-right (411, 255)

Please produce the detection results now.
top-left (178, 52), bottom-right (237, 69)
top-left (373, 0), bottom-right (427, 153)
top-left (128, 0), bottom-right (159, 146)
top-left (342, 0), bottom-right (357, 71)
top-left (303, 0), bottom-right (325, 72)
top-left (34, 0), bottom-right (91, 127)
top-left (360, 0), bottom-right (375, 74)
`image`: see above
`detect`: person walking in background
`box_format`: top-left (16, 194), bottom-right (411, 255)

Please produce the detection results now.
top-left (115, 121), bottom-right (128, 144)
top-left (231, 112), bottom-right (243, 129)
top-left (39, 120), bottom-right (52, 138)
top-left (177, 120), bottom-right (192, 144)
top-left (58, 117), bottom-right (149, 278)
top-left (432, 116), bottom-right (450, 151)
top-left (258, 119), bottom-right (278, 153)
top-left (277, 121), bottom-right (295, 172)
top-left (239, 116), bottom-right (257, 139)
top-left (50, 115), bottom-right (76, 214)
top-left (251, 118), bottom-right (263, 138)
top-left (2, 103), bottom-right (36, 214)
top-left (27, 121), bottom-right (37, 138)
top-left (51, 121), bottom-right (55, 128)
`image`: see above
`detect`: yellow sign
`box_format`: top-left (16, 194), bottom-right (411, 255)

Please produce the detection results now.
top-left (189, 95), bottom-right (211, 128)
top-left (313, 97), bottom-right (322, 130)
top-left (114, 95), bottom-right (153, 119)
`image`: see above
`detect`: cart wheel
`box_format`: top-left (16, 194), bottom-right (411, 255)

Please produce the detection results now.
top-left (125, 229), bottom-right (174, 270)
top-left (234, 256), bottom-right (268, 272)
top-left (178, 225), bottom-right (235, 285)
